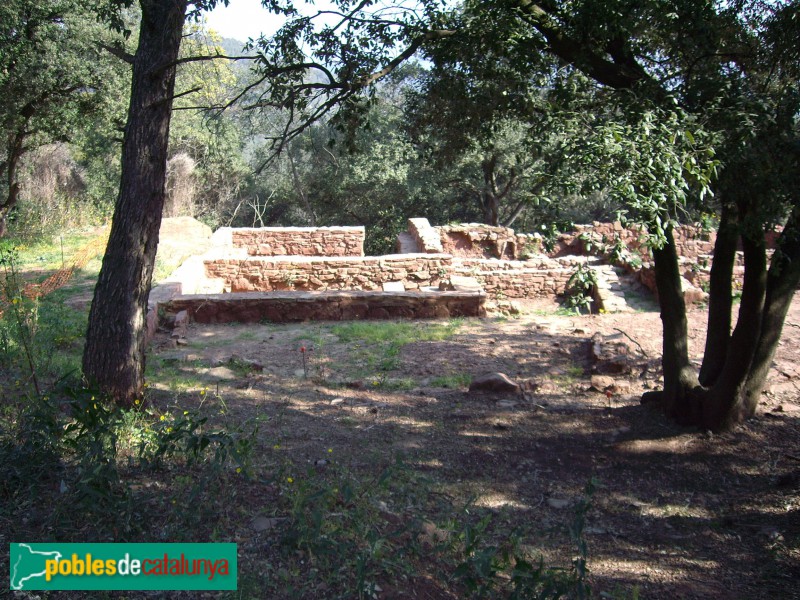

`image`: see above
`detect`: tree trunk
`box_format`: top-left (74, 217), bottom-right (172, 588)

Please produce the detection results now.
top-left (82, 0), bottom-right (188, 403)
top-left (0, 131), bottom-right (26, 238)
top-left (481, 155), bottom-right (500, 226)
top-left (698, 205), bottom-right (738, 386)
top-left (742, 209), bottom-right (800, 410)
top-left (698, 229), bottom-right (767, 430)
top-left (642, 225), bottom-right (699, 422)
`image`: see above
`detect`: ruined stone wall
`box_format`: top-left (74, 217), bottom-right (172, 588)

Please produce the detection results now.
top-left (554, 222), bottom-right (717, 260)
top-left (452, 258), bottom-right (583, 298)
top-left (161, 290), bottom-right (485, 324)
top-left (409, 218), bottom-right (722, 262)
top-left (407, 218), bottom-right (443, 253)
top-left (204, 254), bottom-right (452, 293)
top-left (436, 223), bottom-right (520, 259)
top-left (228, 226), bottom-right (365, 257)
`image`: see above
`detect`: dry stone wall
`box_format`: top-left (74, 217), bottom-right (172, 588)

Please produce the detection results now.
top-left (228, 226), bottom-right (365, 257)
top-left (407, 218), bottom-right (443, 253)
top-left (553, 221), bottom-right (717, 261)
top-left (161, 290), bottom-right (485, 324)
top-left (452, 258), bottom-right (583, 298)
top-left (204, 254), bottom-right (452, 293)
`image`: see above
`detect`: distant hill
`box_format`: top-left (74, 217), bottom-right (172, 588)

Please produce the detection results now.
top-left (220, 36), bottom-right (253, 57)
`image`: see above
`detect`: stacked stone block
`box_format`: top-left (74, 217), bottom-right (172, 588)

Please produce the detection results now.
top-left (229, 226), bottom-right (365, 257)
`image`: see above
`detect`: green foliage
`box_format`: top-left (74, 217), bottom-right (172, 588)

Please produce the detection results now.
top-left (0, 243), bottom-right (41, 395)
top-left (0, 240), bottom-right (94, 390)
top-left (574, 107), bottom-right (719, 248)
top-left (278, 456), bottom-right (416, 598)
top-left (0, 380), bottom-right (257, 538)
top-left (0, 0), bottom-right (129, 236)
top-left (564, 264), bottom-right (598, 315)
top-left (449, 481), bottom-right (595, 599)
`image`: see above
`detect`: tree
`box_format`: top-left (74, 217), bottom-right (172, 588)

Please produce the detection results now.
top-left (506, 0), bottom-right (800, 430)
top-left (168, 24), bottom-right (249, 223)
top-left (255, 0), bottom-right (799, 430)
top-left (0, 0), bottom-right (124, 237)
top-left (83, 0), bottom-right (194, 401)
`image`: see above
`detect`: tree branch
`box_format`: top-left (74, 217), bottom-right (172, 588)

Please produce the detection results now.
top-left (512, 0), bottom-right (659, 94)
top-left (98, 42), bottom-right (134, 64)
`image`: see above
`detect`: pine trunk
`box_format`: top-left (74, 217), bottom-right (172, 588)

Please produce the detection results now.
top-left (82, 0), bottom-right (188, 403)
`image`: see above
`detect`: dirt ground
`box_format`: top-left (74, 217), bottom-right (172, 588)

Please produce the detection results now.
top-left (146, 292), bottom-right (800, 599)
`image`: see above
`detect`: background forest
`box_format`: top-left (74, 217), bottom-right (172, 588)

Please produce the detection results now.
top-left (2, 5), bottom-right (629, 254)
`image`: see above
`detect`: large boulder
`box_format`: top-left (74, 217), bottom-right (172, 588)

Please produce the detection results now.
top-left (469, 372), bottom-right (521, 394)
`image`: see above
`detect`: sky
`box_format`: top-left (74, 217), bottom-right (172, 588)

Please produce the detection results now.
top-left (204, 0), bottom-right (336, 41)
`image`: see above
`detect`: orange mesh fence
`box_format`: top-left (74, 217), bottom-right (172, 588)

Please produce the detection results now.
top-left (0, 229), bottom-right (108, 315)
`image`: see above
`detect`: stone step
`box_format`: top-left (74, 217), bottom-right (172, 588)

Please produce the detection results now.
top-left (591, 266), bottom-right (636, 313)
top-left (159, 289), bottom-right (486, 324)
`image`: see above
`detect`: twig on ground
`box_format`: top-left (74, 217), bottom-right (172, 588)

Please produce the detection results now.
top-left (613, 327), bottom-right (648, 357)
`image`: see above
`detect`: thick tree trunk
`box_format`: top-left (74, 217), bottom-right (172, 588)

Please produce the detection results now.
top-left (698, 230), bottom-right (767, 430)
top-left (0, 131), bottom-right (26, 238)
top-left (698, 205), bottom-right (738, 386)
top-left (742, 210), bottom-right (800, 410)
top-left (82, 0), bottom-right (188, 403)
top-left (481, 156), bottom-right (500, 226)
top-left (642, 225), bottom-right (699, 422)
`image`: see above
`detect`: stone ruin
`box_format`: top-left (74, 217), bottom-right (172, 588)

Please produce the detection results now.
top-left (149, 217), bottom-right (740, 334)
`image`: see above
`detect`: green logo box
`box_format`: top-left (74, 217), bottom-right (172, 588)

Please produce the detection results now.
top-left (10, 543), bottom-right (237, 591)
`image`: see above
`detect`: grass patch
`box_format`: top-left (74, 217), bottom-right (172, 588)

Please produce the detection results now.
top-left (331, 319), bottom-right (461, 345)
top-left (325, 320), bottom-right (463, 382)
top-left (430, 373), bottom-right (472, 389)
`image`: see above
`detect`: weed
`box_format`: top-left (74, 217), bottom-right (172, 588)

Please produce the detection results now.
top-left (277, 456), bottom-right (419, 598)
top-left (564, 264), bottom-right (598, 315)
top-left (431, 373), bottom-right (472, 389)
top-left (449, 480), bottom-right (596, 599)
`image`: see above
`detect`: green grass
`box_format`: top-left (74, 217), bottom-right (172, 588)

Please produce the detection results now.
top-left (325, 320), bottom-right (462, 382)
top-left (331, 319), bottom-right (461, 345)
top-left (430, 373), bottom-right (472, 389)
top-left (8, 232), bottom-right (101, 272)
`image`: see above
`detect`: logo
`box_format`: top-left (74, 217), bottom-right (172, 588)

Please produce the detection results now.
top-left (9, 543), bottom-right (237, 591)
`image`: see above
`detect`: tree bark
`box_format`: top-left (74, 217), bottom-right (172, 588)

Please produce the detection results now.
top-left (698, 229), bottom-right (767, 430)
top-left (481, 155), bottom-right (500, 226)
top-left (0, 130), bottom-right (26, 238)
top-left (642, 225), bottom-right (699, 422)
top-left (82, 0), bottom-right (188, 403)
top-left (698, 205), bottom-right (738, 386)
top-left (742, 209), bottom-right (800, 411)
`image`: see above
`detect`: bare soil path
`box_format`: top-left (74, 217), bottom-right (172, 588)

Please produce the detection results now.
top-left (146, 294), bottom-right (800, 599)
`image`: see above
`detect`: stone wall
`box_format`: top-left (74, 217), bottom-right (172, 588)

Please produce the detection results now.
top-left (452, 257), bottom-right (584, 298)
top-left (437, 223), bottom-right (520, 259)
top-left (227, 226), bottom-right (365, 257)
top-left (552, 221), bottom-right (717, 260)
top-left (403, 218), bottom-right (720, 263)
top-left (204, 254), bottom-right (452, 293)
top-left (161, 290), bottom-right (485, 324)
top-left (407, 218), bottom-right (443, 253)
top-left (201, 253), bottom-right (584, 300)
